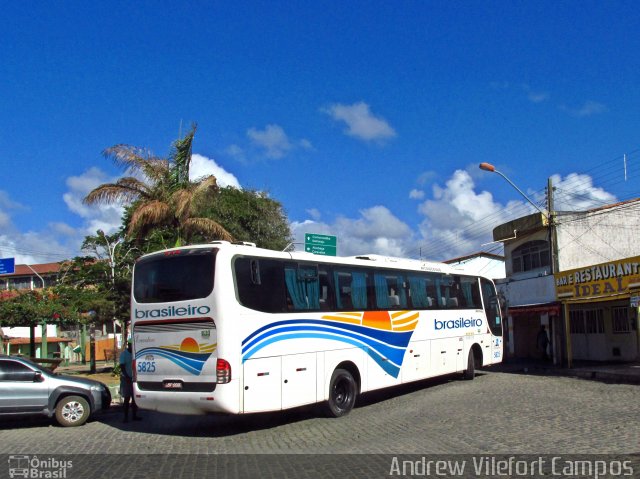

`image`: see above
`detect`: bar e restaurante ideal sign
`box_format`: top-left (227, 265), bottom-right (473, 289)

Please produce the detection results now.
top-left (555, 255), bottom-right (640, 301)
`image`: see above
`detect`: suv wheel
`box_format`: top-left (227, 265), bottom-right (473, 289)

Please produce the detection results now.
top-left (55, 396), bottom-right (90, 427)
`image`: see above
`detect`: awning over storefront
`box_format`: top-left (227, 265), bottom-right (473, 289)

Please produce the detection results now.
top-left (508, 302), bottom-right (561, 316)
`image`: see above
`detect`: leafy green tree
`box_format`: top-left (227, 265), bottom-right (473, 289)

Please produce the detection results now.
top-left (83, 124), bottom-right (233, 247)
top-left (58, 230), bottom-right (138, 336)
top-left (0, 289), bottom-right (75, 356)
top-left (199, 187), bottom-right (293, 251)
top-left (0, 290), bottom-right (66, 328)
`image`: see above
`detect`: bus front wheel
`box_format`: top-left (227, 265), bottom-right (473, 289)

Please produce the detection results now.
top-left (463, 350), bottom-right (476, 380)
top-left (326, 368), bottom-right (357, 417)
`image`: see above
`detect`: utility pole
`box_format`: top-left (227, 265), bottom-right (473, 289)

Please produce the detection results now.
top-left (548, 177), bottom-right (571, 367)
top-left (547, 177), bottom-right (558, 275)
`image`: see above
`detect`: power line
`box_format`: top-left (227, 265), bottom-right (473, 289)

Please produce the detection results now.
top-left (411, 149), bottom-right (640, 261)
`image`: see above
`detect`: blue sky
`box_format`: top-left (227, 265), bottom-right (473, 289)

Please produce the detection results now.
top-left (1, 1), bottom-right (640, 264)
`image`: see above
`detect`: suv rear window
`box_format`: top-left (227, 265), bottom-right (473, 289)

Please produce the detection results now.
top-left (133, 249), bottom-right (217, 303)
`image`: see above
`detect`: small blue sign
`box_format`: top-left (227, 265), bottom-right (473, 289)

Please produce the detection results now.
top-left (0, 257), bottom-right (15, 275)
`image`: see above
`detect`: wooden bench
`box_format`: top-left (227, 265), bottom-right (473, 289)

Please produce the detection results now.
top-left (103, 349), bottom-right (118, 362)
top-left (30, 358), bottom-right (63, 371)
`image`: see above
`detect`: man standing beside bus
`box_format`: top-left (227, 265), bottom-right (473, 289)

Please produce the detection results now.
top-left (119, 339), bottom-right (141, 422)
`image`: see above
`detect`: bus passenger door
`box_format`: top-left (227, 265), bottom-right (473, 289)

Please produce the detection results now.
top-left (243, 357), bottom-right (282, 413)
top-left (491, 336), bottom-right (503, 364)
top-left (282, 353), bottom-right (316, 409)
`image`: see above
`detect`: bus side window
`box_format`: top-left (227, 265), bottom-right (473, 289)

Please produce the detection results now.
top-left (408, 275), bottom-right (433, 309)
top-left (375, 273), bottom-right (408, 310)
top-left (234, 257), bottom-right (287, 313)
top-left (374, 273), bottom-right (391, 309)
top-left (459, 276), bottom-right (482, 309)
top-left (250, 259), bottom-right (261, 285)
top-left (445, 276), bottom-right (463, 309)
top-left (284, 264), bottom-right (320, 311)
top-left (318, 268), bottom-right (333, 311)
top-left (334, 271), bottom-right (354, 310)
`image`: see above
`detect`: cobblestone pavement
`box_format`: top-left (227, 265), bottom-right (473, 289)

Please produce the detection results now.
top-left (1, 370), bottom-right (639, 478)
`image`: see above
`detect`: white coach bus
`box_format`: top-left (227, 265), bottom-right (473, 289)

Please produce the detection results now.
top-left (130, 241), bottom-right (503, 417)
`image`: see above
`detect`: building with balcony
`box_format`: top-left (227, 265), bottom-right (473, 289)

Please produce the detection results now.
top-left (494, 198), bottom-right (640, 364)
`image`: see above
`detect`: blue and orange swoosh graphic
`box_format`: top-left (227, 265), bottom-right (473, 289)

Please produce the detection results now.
top-left (242, 311), bottom-right (419, 378)
top-left (136, 343), bottom-right (216, 375)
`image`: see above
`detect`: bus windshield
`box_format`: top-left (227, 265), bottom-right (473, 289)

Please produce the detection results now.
top-left (133, 248), bottom-right (217, 303)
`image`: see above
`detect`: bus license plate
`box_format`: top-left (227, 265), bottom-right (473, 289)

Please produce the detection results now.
top-left (163, 381), bottom-right (183, 390)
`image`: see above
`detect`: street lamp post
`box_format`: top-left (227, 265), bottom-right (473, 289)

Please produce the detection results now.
top-left (479, 163), bottom-right (548, 220)
top-left (479, 162), bottom-right (566, 366)
top-left (99, 230), bottom-right (122, 365)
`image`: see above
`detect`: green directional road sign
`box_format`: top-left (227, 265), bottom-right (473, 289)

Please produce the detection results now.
top-left (304, 233), bottom-right (337, 256)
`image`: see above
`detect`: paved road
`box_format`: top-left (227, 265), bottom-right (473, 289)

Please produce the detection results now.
top-left (1, 370), bottom-right (639, 478)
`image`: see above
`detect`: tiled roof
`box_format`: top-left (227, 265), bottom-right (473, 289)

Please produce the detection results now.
top-left (5, 337), bottom-right (71, 345)
top-left (8, 263), bottom-right (62, 276)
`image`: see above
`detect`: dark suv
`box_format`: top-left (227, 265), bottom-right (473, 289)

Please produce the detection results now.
top-left (0, 354), bottom-right (111, 427)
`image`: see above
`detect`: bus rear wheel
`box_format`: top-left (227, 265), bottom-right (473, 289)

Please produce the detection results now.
top-left (326, 368), bottom-right (357, 417)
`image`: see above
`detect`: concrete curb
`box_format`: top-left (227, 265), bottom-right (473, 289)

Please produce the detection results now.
top-left (492, 362), bottom-right (640, 386)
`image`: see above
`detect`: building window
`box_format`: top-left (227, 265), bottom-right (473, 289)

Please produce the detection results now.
top-left (585, 309), bottom-right (604, 334)
top-left (512, 240), bottom-right (550, 273)
top-left (8, 277), bottom-right (31, 290)
top-left (612, 307), bottom-right (630, 334)
top-left (570, 310), bottom-right (585, 333)
top-left (571, 309), bottom-right (605, 334)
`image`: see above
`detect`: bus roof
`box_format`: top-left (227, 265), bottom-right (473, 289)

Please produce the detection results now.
top-left (136, 241), bottom-right (473, 276)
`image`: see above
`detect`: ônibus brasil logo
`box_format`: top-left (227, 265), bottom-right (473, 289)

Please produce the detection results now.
top-left (135, 305), bottom-right (211, 319)
top-left (435, 317), bottom-right (483, 330)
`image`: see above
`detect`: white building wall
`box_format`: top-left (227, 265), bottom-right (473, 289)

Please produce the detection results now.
top-left (496, 275), bottom-right (556, 307)
top-left (556, 205), bottom-right (640, 272)
top-left (2, 325), bottom-right (58, 338)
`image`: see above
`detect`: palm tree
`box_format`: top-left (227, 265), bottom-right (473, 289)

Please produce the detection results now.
top-left (83, 124), bottom-right (234, 246)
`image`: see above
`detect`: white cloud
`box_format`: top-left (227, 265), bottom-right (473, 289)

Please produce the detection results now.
top-left (522, 84), bottom-right (550, 103)
top-left (544, 173), bottom-right (617, 211)
top-left (0, 188), bottom-right (84, 263)
top-left (225, 144), bottom-right (246, 161)
top-left (0, 210), bottom-right (9, 228)
top-left (415, 170), bottom-right (525, 259)
top-left (322, 102), bottom-right (396, 142)
top-left (561, 100), bottom-right (607, 117)
top-left (409, 189), bottom-right (424, 200)
top-left (306, 208), bottom-right (322, 221)
top-left (62, 167), bottom-right (124, 236)
top-left (527, 91), bottom-right (550, 103)
top-left (0, 191), bottom-right (27, 211)
top-left (291, 206), bottom-right (413, 257)
top-left (247, 124), bottom-right (293, 159)
top-left (0, 225), bottom-right (79, 265)
top-left (298, 138), bottom-right (314, 151)
top-left (190, 153), bottom-right (241, 188)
